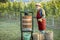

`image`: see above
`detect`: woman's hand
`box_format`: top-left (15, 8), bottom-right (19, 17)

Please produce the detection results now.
top-left (38, 19), bottom-right (42, 22)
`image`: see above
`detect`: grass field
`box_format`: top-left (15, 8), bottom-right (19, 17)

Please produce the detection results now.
top-left (0, 18), bottom-right (20, 40)
top-left (0, 18), bottom-right (60, 40)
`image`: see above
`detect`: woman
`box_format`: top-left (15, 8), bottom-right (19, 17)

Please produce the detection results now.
top-left (36, 3), bottom-right (46, 34)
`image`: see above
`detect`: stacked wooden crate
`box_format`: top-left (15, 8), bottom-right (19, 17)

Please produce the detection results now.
top-left (22, 16), bottom-right (32, 31)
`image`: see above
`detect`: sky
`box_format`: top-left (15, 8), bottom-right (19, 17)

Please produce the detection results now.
top-left (10, 0), bottom-right (50, 2)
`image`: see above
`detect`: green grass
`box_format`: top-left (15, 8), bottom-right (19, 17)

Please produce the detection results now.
top-left (0, 19), bottom-right (20, 40)
top-left (0, 18), bottom-right (60, 40)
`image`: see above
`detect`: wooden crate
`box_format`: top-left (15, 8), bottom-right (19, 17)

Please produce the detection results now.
top-left (22, 16), bottom-right (32, 31)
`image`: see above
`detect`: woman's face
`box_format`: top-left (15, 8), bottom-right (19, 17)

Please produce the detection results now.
top-left (36, 5), bottom-right (41, 10)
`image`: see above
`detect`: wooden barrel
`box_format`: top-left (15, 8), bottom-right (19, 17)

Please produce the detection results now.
top-left (22, 16), bottom-right (32, 31)
top-left (45, 31), bottom-right (53, 40)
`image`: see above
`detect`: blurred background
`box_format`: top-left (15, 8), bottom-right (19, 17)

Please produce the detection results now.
top-left (0, 0), bottom-right (60, 40)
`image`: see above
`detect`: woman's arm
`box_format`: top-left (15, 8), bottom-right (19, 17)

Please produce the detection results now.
top-left (38, 9), bottom-right (45, 22)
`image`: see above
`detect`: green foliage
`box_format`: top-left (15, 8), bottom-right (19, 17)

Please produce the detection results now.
top-left (0, 2), bottom-right (24, 17)
top-left (0, 0), bottom-right (60, 17)
top-left (41, 0), bottom-right (60, 17)
top-left (28, 2), bottom-right (36, 12)
top-left (0, 0), bottom-right (8, 2)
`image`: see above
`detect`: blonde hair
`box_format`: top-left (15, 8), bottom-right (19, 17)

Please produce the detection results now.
top-left (35, 3), bottom-right (42, 7)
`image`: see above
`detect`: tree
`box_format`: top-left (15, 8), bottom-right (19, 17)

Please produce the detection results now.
top-left (0, 0), bottom-right (8, 3)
